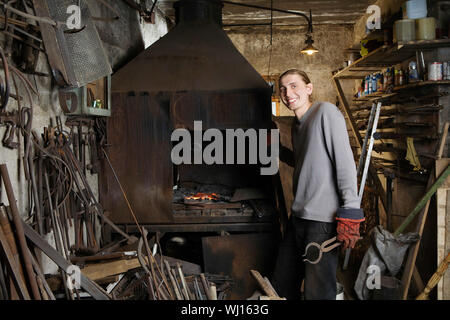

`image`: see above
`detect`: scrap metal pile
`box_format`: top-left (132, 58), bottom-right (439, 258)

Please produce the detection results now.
top-left (0, 1), bottom-right (234, 299)
top-left (0, 120), bottom-right (235, 300)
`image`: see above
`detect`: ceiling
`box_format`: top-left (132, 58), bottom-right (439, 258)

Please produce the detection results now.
top-left (157, 0), bottom-right (378, 26)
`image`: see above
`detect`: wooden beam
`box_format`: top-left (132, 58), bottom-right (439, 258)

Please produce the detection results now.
top-left (81, 258), bottom-right (143, 281)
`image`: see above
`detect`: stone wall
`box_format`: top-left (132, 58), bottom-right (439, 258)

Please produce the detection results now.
top-left (226, 24), bottom-right (355, 116)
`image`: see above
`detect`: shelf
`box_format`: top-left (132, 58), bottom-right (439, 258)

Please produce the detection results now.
top-left (353, 92), bottom-right (397, 103)
top-left (333, 39), bottom-right (450, 79)
top-left (393, 80), bottom-right (450, 91)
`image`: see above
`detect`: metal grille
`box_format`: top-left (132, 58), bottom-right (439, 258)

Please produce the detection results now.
top-left (45, 0), bottom-right (112, 87)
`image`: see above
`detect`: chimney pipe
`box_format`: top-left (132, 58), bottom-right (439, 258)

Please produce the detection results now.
top-left (174, 0), bottom-right (223, 26)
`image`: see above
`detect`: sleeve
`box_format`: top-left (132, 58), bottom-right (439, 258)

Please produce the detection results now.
top-left (321, 104), bottom-right (363, 217)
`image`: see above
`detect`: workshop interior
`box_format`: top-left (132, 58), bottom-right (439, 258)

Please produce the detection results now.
top-left (0, 0), bottom-right (449, 301)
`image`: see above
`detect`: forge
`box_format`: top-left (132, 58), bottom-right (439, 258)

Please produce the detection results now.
top-left (99, 0), bottom-right (278, 234)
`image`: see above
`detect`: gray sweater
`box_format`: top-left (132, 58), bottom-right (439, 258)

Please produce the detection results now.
top-left (291, 101), bottom-right (360, 223)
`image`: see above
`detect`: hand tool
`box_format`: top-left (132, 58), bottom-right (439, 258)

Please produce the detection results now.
top-left (302, 236), bottom-right (342, 264)
top-left (0, 110), bottom-right (20, 149)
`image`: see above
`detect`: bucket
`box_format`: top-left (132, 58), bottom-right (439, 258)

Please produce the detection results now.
top-left (395, 19), bottom-right (416, 42)
top-left (406, 0), bottom-right (428, 19)
top-left (416, 17), bottom-right (436, 40)
top-left (336, 282), bottom-right (344, 300)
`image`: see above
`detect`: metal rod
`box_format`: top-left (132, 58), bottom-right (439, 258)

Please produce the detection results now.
top-left (0, 164), bottom-right (41, 300)
top-left (221, 1), bottom-right (310, 28)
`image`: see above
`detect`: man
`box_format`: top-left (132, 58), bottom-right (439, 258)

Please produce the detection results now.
top-left (271, 69), bottom-right (364, 300)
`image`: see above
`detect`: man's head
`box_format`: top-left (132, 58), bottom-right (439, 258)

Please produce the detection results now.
top-left (279, 69), bottom-right (313, 117)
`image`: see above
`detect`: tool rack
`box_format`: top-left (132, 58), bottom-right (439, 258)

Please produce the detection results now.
top-left (333, 38), bottom-right (450, 299)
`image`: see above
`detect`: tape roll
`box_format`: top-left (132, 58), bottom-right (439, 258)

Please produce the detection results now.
top-left (395, 19), bottom-right (416, 43)
top-left (406, 0), bottom-right (427, 19)
top-left (416, 17), bottom-right (436, 40)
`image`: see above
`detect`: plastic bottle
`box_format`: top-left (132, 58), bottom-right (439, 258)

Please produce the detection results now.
top-left (409, 61), bottom-right (419, 82)
top-left (377, 73), bottom-right (383, 92)
top-left (372, 75), bottom-right (377, 93)
top-left (364, 75), bottom-right (370, 95)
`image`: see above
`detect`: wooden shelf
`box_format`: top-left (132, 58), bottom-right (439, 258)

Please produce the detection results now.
top-left (393, 80), bottom-right (450, 91)
top-left (333, 39), bottom-right (450, 79)
top-left (353, 92), bottom-right (397, 103)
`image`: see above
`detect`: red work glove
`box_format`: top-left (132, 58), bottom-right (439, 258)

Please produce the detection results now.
top-left (336, 208), bottom-right (365, 250)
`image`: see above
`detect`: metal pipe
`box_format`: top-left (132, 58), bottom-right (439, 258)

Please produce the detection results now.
top-left (221, 0), bottom-right (310, 28)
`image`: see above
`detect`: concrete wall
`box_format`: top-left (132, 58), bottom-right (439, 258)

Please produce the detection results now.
top-left (226, 24), bottom-right (355, 116)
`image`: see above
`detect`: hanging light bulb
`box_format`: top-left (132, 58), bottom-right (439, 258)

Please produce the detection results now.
top-left (301, 34), bottom-right (319, 55)
top-left (300, 10), bottom-right (318, 55)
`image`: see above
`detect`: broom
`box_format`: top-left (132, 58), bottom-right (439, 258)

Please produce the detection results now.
top-left (416, 252), bottom-right (450, 300)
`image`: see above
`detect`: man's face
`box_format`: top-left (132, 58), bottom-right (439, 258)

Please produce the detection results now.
top-left (279, 74), bottom-right (313, 113)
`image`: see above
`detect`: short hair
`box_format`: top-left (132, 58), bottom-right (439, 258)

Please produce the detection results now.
top-left (279, 69), bottom-right (313, 102)
top-left (279, 69), bottom-right (312, 85)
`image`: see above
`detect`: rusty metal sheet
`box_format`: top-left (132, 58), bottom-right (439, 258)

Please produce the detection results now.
top-left (178, 164), bottom-right (263, 189)
top-left (170, 90), bottom-right (271, 130)
top-left (32, 0), bottom-right (74, 86)
top-left (202, 233), bottom-right (277, 300)
top-left (99, 92), bottom-right (173, 224)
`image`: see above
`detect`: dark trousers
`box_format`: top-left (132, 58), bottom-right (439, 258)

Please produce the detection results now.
top-left (271, 217), bottom-right (338, 300)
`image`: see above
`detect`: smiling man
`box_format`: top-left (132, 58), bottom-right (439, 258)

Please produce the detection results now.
top-left (271, 69), bottom-right (364, 300)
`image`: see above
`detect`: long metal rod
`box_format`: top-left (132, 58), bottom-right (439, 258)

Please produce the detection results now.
top-left (344, 101), bottom-right (381, 270)
top-left (358, 102), bottom-right (381, 201)
top-left (221, 1), bottom-right (312, 32)
top-left (221, 1), bottom-right (309, 22)
top-left (0, 164), bottom-right (41, 300)
top-left (357, 103), bottom-right (376, 178)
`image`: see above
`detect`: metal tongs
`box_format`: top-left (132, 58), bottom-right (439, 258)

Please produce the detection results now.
top-left (302, 236), bottom-right (342, 265)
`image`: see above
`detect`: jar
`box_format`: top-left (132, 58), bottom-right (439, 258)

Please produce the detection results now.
top-left (429, 62), bottom-right (443, 81)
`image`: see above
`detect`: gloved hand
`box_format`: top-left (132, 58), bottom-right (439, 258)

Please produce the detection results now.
top-left (336, 208), bottom-right (365, 250)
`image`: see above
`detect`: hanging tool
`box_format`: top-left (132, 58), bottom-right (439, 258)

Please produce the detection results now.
top-left (405, 137), bottom-right (424, 173)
